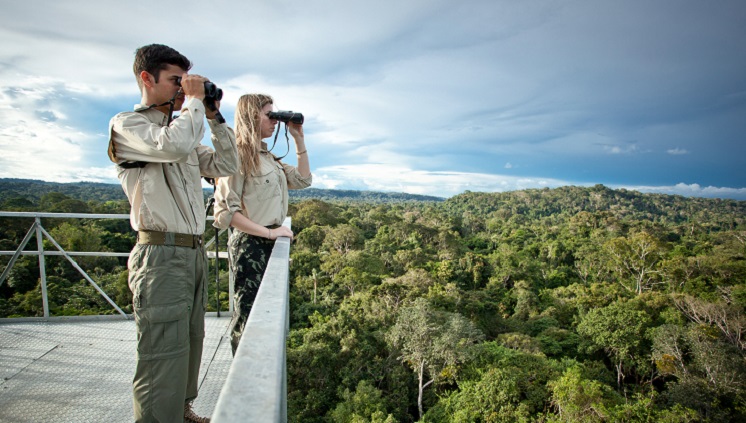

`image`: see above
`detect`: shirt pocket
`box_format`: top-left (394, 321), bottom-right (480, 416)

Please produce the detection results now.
top-left (248, 168), bottom-right (282, 202)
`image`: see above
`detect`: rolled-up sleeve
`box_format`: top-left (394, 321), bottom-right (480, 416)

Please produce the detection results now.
top-left (282, 163), bottom-right (312, 190)
top-left (213, 173), bottom-right (244, 229)
top-left (110, 98), bottom-right (206, 163)
top-left (197, 120), bottom-right (239, 178)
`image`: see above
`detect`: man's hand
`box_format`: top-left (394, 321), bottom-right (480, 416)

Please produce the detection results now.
top-left (179, 74), bottom-right (206, 100)
top-left (205, 100), bottom-right (221, 120)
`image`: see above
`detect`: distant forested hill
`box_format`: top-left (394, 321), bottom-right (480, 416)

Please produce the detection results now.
top-left (0, 179), bottom-right (444, 206)
top-left (0, 179), bottom-right (128, 203)
top-left (445, 185), bottom-right (746, 226)
top-left (289, 187), bottom-right (444, 203)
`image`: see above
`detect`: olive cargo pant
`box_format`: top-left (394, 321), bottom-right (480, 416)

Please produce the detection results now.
top-left (128, 243), bottom-right (207, 423)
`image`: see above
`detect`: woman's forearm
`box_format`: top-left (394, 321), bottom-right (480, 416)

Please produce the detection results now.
top-left (289, 123), bottom-right (311, 178)
top-left (230, 212), bottom-right (271, 238)
top-left (229, 211), bottom-right (294, 240)
top-left (294, 138), bottom-right (310, 177)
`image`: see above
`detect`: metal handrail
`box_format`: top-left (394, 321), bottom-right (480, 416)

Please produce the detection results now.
top-left (212, 217), bottom-right (291, 423)
top-left (0, 211), bottom-right (231, 318)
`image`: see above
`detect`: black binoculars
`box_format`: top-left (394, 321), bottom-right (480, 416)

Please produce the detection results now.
top-left (268, 111), bottom-right (304, 125)
top-left (174, 77), bottom-right (223, 110)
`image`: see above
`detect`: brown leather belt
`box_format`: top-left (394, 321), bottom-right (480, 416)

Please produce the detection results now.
top-left (137, 230), bottom-right (203, 248)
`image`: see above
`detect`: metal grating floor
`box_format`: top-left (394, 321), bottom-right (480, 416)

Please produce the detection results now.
top-left (0, 314), bottom-right (233, 423)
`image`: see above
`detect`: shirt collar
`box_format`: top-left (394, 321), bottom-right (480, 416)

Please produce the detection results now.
top-left (133, 104), bottom-right (169, 125)
top-left (133, 104), bottom-right (166, 114)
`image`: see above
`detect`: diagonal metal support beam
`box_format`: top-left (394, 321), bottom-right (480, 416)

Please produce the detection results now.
top-left (0, 220), bottom-right (39, 287)
top-left (38, 226), bottom-right (129, 318)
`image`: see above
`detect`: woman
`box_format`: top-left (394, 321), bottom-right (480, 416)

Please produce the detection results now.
top-left (213, 93), bottom-right (312, 354)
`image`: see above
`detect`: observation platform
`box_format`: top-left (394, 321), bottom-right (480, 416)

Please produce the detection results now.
top-left (1, 212), bottom-right (291, 422)
top-left (0, 314), bottom-right (233, 423)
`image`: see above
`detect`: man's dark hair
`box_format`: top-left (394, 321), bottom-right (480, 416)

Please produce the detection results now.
top-left (133, 44), bottom-right (192, 91)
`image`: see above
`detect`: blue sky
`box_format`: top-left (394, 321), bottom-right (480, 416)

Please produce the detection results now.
top-left (1, 0), bottom-right (745, 200)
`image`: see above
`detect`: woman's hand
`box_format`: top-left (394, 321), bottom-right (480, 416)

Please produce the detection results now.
top-left (288, 121), bottom-right (304, 140)
top-left (269, 226), bottom-right (294, 240)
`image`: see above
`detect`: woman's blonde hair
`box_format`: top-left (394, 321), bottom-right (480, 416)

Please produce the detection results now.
top-left (234, 94), bottom-right (274, 176)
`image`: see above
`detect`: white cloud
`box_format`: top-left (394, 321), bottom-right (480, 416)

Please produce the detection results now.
top-left (311, 163), bottom-right (746, 201)
top-left (614, 182), bottom-right (746, 200)
top-left (0, 0), bottom-right (743, 201)
top-left (0, 27), bottom-right (134, 97)
top-left (312, 163), bottom-right (572, 198)
top-left (601, 142), bottom-right (639, 155)
top-left (667, 147), bottom-right (689, 155)
top-left (0, 77), bottom-right (115, 183)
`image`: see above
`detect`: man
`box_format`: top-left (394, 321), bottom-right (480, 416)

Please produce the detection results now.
top-left (108, 44), bottom-right (239, 423)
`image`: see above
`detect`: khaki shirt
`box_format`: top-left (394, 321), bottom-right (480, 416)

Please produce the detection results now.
top-left (109, 98), bottom-right (239, 235)
top-left (213, 142), bottom-right (312, 229)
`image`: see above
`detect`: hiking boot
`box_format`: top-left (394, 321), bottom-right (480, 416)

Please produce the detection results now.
top-left (184, 402), bottom-right (210, 423)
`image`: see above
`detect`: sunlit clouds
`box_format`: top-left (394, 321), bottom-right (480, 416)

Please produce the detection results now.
top-left (0, 0), bottom-right (744, 199)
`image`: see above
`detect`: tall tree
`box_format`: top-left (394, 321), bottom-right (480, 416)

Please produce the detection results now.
top-left (674, 294), bottom-right (746, 352)
top-left (603, 231), bottom-right (664, 294)
top-left (387, 297), bottom-right (484, 420)
top-left (576, 299), bottom-right (652, 388)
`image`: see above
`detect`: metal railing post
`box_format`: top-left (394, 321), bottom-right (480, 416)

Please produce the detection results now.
top-left (34, 217), bottom-right (50, 318)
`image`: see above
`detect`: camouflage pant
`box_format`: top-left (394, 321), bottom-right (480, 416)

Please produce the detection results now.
top-left (227, 230), bottom-right (274, 355)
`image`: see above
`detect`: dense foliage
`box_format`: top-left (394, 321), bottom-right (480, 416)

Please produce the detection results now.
top-left (285, 185), bottom-right (746, 422)
top-left (2, 181), bottom-right (745, 422)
